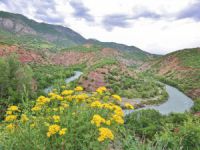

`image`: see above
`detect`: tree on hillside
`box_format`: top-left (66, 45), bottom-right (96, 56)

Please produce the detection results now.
top-left (0, 54), bottom-right (33, 103)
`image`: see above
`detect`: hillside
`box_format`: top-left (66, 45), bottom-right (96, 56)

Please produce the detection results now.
top-left (145, 48), bottom-right (200, 99)
top-left (0, 11), bottom-right (154, 62)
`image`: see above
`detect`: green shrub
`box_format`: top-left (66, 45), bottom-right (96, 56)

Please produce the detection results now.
top-left (191, 98), bottom-right (200, 113)
top-left (125, 109), bottom-right (163, 139)
top-left (0, 55), bottom-right (33, 103)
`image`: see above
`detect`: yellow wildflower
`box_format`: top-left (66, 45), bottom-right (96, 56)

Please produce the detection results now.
top-left (90, 101), bottom-right (102, 108)
top-left (52, 115), bottom-right (60, 123)
top-left (91, 114), bottom-right (106, 127)
top-left (5, 115), bottom-right (17, 122)
top-left (61, 90), bottom-right (74, 96)
top-left (7, 105), bottom-right (19, 111)
top-left (36, 96), bottom-right (50, 105)
top-left (59, 128), bottom-right (67, 136)
top-left (31, 106), bottom-right (41, 111)
top-left (61, 103), bottom-right (69, 108)
top-left (6, 123), bottom-right (15, 131)
top-left (74, 86), bottom-right (83, 91)
top-left (6, 111), bottom-right (12, 115)
top-left (111, 114), bottom-right (124, 124)
top-left (112, 94), bottom-right (122, 101)
top-left (102, 103), bottom-right (114, 110)
top-left (75, 93), bottom-right (88, 102)
top-left (56, 95), bottom-right (64, 101)
top-left (125, 103), bottom-right (134, 110)
top-left (47, 124), bottom-right (61, 137)
top-left (21, 114), bottom-right (29, 123)
top-left (98, 127), bottom-right (114, 142)
top-left (96, 87), bottom-right (107, 94)
top-left (105, 120), bottom-right (111, 126)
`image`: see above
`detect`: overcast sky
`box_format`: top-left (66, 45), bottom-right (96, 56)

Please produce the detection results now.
top-left (0, 0), bottom-right (200, 54)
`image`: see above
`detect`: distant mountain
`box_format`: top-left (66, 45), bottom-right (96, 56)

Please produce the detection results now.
top-left (0, 11), bottom-right (86, 50)
top-left (0, 11), bottom-right (154, 61)
top-left (146, 48), bottom-right (200, 99)
top-left (87, 39), bottom-right (155, 61)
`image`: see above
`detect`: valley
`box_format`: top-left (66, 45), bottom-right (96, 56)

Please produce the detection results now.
top-left (0, 11), bottom-right (199, 150)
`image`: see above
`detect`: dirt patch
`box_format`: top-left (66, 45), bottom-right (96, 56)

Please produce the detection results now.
top-left (0, 45), bottom-right (44, 63)
top-left (187, 88), bottom-right (200, 99)
top-left (80, 67), bottom-right (108, 91)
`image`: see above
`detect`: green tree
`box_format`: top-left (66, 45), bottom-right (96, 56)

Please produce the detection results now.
top-left (0, 55), bottom-right (33, 103)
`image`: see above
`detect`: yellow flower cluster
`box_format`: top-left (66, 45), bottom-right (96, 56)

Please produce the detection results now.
top-left (96, 86), bottom-right (107, 94)
top-left (2, 85), bottom-right (129, 146)
top-left (125, 103), bottom-right (134, 110)
top-left (91, 115), bottom-right (106, 127)
top-left (74, 86), bottom-right (83, 91)
top-left (47, 124), bottom-right (67, 137)
top-left (90, 101), bottom-right (102, 108)
top-left (111, 114), bottom-right (124, 124)
top-left (47, 124), bottom-right (60, 137)
top-left (52, 115), bottom-right (60, 123)
top-left (98, 127), bottom-right (114, 142)
top-left (112, 94), bottom-right (122, 101)
top-left (36, 96), bottom-right (50, 105)
top-left (7, 105), bottom-right (19, 112)
top-left (5, 115), bottom-right (17, 122)
top-left (61, 90), bottom-right (74, 96)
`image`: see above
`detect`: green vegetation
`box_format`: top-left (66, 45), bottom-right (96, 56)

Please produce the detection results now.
top-left (124, 110), bottom-right (200, 150)
top-left (87, 58), bottom-right (118, 73)
top-left (175, 48), bottom-right (200, 68)
top-left (88, 39), bottom-right (154, 61)
top-left (0, 55), bottom-right (33, 103)
top-left (0, 11), bottom-right (86, 50)
top-left (191, 98), bottom-right (200, 113)
top-left (30, 64), bottom-right (75, 93)
top-left (106, 69), bottom-right (168, 104)
top-left (61, 45), bottom-right (102, 53)
top-left (148, 48), bottom-right (200, 99)
top-left (0, 55), bottom-right (33, 120)
top-left (0, 86), bottom-right (125, 150)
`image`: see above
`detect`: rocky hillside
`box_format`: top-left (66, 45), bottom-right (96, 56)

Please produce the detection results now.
top-left (0, 11), bottom-right (154, 62)
top-left (145, 48), bottom-right (200, 99)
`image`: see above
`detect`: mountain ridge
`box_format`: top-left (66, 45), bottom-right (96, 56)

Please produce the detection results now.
top-left (0, 11), bottom-right (154, 61)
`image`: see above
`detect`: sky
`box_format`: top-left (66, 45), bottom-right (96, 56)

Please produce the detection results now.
top-left (0, 0), bottom-right (200, 54)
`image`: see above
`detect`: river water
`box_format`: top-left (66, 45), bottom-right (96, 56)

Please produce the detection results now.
top-left (44, 71), bottom-right (194, 115)
top-left (125, 85), bottom-right (194, 115)
top-left (44, 71), bottom-right (83, 93)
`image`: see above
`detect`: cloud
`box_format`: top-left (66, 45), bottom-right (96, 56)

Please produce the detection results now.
top-left (69, 0), bottom-right (94, 22)
top-left (102, 10), bottom-right (160, 31)
top-left (102, 14), bottom-right (131, 31)
top-left (132, 10), bottom-right (161, 19)
top-left (178, 1), bottom-right (200, 21)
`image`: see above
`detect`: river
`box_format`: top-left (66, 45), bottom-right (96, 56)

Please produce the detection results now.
top-left (44, 71), bottom-right (194, 115)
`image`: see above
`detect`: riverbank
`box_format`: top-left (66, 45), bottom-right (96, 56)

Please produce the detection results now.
top-left (45, 71), bottom-right (194, 115)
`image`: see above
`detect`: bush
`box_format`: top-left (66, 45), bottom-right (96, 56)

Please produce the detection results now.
top-left (191, 98), bottom-right (200, 113)
top-left (155, 117), bottom-right (200, 150)
top-left (0, 55), bottom-right (33, 103)
top-left (125, 109), bottom-right (163, 139)
top-left (0, 86), bottom-right (125, 150)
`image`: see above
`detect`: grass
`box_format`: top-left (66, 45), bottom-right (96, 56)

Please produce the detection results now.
top-left (61, 45), bottom-right (102, 53)
top-left (175, 48), bottom-right (200, 69)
